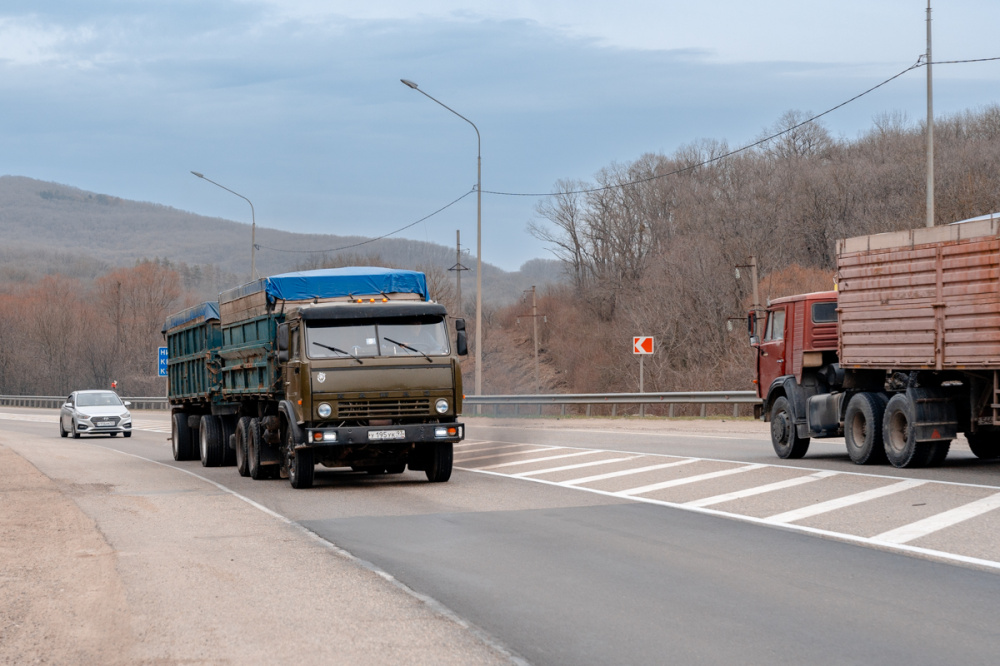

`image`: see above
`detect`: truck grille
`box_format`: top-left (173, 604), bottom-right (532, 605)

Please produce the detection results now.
top-left (338, 398), bottom-right (430, 418)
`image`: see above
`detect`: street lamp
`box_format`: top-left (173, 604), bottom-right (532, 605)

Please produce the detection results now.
top-left (190, 171), bottom-right (258, 281)
top-left (401, 79), bottom-right (483, 398)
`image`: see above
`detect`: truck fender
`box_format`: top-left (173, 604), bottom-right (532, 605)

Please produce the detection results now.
top-left (765, 376), bottom-right (815, 439)
top-left (278, 400), bottom-right (305, 445)
top-left (763, 376), bottom-right (793, 421)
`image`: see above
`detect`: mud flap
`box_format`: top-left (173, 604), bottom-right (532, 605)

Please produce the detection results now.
top-left (908, 387), bottom-right (958, 442)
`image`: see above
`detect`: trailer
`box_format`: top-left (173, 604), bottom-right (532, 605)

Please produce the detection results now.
top-left (164, 267), bottom-right (467, 488)
top-left (752, 214), bottom-right (1000, 468)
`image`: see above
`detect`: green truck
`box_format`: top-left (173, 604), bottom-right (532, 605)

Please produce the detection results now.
top-left (162, 267), bottom-right (467, 489)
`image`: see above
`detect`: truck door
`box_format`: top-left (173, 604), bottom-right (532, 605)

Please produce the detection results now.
top-left (284, 324), bottom-right (303, 418)
top-left (758, 306), bottom-right (788, 396)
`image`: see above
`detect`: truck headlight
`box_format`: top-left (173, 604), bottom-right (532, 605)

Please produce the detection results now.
top-left (318, 403), bottom-right (332, 418)
top-left (435, 399), bottom-right (449, 414)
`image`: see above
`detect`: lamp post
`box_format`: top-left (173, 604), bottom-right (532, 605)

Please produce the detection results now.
top-left (190, 171), bottom-right (258, 281)
top-left (401, 79), bottom-right (483, 399)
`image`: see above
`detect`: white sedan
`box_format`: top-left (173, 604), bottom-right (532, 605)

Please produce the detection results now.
top-left (59, 390), bottom-right (132, 438)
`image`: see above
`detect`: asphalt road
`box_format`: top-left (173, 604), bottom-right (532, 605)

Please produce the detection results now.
top-left (5, 409), bottom-right (1000, 665)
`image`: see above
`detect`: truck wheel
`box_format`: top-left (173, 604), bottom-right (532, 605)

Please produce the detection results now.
top-left (171, 412), bottom-right (193, 461)
top-left (883, 394), bottom-right (936, 468)
top-left (425, 443), bottom-right (453, 482)
top-left (927, 440), bottom-right (951, 466)
top-left (966, 432), bottom-right (1000, 460)
top-left (199, 415), bottom-right (225, 467)
top-left (248, 418), bottom-right (267, 480)
top-left (220, 416), bottom-right (238, 467)
top-left (769, 397), bottom-right (809, 459)
top-left (844, 392), bottom-right (888, 465)
top-left (287, 430), bottom-right (315, 489)
top-left (235, 417), bottom-right (252, 477)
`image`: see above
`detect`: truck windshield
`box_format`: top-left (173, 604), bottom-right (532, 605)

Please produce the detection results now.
top-left (306, 316), bottom-right (450, 359)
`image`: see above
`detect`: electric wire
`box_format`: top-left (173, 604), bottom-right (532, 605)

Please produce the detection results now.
top-left (256, 188), bottom-right (475, 254)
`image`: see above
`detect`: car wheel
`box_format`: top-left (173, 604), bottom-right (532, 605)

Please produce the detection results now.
top-left (72, 420), bottom-right (81, 439)
top-left (59, 419), bottom-right (68, 438)
top-left (123, 431), bottom-right (132, 438)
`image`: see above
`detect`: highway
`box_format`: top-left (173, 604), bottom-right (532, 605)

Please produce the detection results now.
top-left (4, 408), bottom-right (1000, 665)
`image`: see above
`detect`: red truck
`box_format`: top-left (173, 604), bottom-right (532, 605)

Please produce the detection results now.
top-left (752, 215), bottom-right (1000, 468)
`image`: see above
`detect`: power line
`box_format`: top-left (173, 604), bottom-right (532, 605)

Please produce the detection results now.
top-left (484, 55), bottom-right (999, 198)
top-left (257, 188), bottom-right (475, 254)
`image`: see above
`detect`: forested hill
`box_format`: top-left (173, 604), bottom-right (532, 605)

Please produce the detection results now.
top-left (0, 175), bottom-right (561, 302)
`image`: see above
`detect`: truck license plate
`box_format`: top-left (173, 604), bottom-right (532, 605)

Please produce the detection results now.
top-left (369, 429), bottom-right (405, 441)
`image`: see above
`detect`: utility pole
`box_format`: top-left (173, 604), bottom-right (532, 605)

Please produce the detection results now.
top-left (516, 286), bottom-right (545, 394)
top-left (448, 230), bottom-right (469, 318)
top-left (926, 0), bottom-right (935, 228)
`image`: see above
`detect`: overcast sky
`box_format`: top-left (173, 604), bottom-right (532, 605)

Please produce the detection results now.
top-left (2, 1), bottom-right (999, 271)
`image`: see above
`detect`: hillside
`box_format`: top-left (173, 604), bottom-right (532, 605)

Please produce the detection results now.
top-left (0, 175), bottom-right (563, 303)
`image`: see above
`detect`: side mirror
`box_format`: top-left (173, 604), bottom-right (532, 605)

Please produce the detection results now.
top-left (276, 323), bottom-right (290, 363)
top-left (454, 319), bottom-right (468, 356)
top-left (124, 401), bottom-right (132, 407)
top-left (63, 402), bottom-right (71, 409)
top-left (749, 335), bottom-right (760, 347)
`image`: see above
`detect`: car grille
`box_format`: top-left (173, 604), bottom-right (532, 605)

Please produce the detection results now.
top-left (337, 398), bottom-right (430, 418)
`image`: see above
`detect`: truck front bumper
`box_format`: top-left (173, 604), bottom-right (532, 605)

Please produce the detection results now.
top-left (301, 422), bottom-right (464, 449)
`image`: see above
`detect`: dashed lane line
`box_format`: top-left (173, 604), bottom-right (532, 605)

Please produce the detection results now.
top-left (617, 464), bottom-right (767, 497)
top-left (454, 446), bottom-right (557, 464)
top-left (764, 479), bottom-right (928, 524)
top-left (561, 459), bottom-right (699, 486)
top-left (686, 470), bottom-right (839, 508)
top-left (874, 492), bottom-right (1000, 544)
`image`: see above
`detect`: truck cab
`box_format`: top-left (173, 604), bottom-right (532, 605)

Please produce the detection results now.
top-left (750, 291), bottom-right (839, 457)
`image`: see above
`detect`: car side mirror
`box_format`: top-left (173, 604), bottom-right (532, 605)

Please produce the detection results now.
top-left (454, 319), bottom-right (468, 356)
top-left (124, 401), bottom-right (132, 407)
top-left (63, 402), bottom-right (71, 409)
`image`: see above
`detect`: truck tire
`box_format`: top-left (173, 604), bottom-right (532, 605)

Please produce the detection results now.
top-left (844, 392), bottom-right (888, 465)
top-left (966, 432), bottom-right (1000, 460)
top-left (425, 443), bottom-right (453, 482)
top-left (883, 393), bottom-right (937, 468)
top-left (286, 429), bottom-right (315, 489)
top-left (235, 417), bottom-right (252, 477)
top-left (769, 397), bottom-right (809, 459)
top-left (248, 418), bottom-right (267, 480)
top-left (171, 412), bottom-right (193, 461)
top-left (220, 416), bottom-right (238, 467)
top-left (199, 415), bottom-right (225, 467)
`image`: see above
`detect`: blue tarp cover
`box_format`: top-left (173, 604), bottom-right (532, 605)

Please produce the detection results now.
top-left (162, 301), bottom-right (220, 332)
top-left (263, 267), bottom-right (428, 302)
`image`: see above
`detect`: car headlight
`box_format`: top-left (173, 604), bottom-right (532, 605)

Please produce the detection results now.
top-left (317, 403), bottom-right (332, 418)
top-left (435, 399), bottom-right (449, 414)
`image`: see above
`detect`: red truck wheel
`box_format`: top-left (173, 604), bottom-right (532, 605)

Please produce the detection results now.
top-left (769, 397), bottom-right (809, 459)
top-left (844, 392), bottom-right (888, 465)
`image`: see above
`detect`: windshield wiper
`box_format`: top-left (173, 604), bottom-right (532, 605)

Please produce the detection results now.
top-left (383, 337), bottom-right (434, 363)
top-left (312, 341), bottom-right (364, 364)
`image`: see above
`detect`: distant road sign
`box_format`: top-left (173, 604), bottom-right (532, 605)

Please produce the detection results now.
top-left (158, 347), bottom-right (169, 377)
top-left (633, 336), bottom-right (654, 354)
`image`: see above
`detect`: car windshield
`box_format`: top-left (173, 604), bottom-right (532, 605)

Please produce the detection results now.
top-left (76, 392), bottom-right (123, 407)
top-left (306, 316), bottom-right (450, 359)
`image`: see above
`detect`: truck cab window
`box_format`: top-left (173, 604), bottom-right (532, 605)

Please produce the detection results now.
top-left (764, 309), bottom-right (785, 342)
top-left (812, 301), bottom-right (838, 324)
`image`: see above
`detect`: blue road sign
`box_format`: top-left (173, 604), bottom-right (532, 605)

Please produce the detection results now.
top-left (158, 347), bottom-right (169, 377)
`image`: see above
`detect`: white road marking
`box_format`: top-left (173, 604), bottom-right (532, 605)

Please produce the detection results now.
top-left (686, 470), bottom-right (839, 508)
top-left (454, 445), bottom-right (557, 463)
top-left (765, 479), bottom-right (927, 524)
top-left (617, 464), bottom-right (766, 497)
top-left (478, 449), bottom-right (602, 470)
top-left (873, 492), bottom-right (1000, 544)
top-left (513, 457), bottom-right (638, 478)
top-left (561, 459), bottom-right (698, 486)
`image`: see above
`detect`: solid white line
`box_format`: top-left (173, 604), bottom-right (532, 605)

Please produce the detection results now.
top-left (686, 470), bottom-right (839, 508)
top-left (765, 479), bottom-right (927, 524)
top-left (561, 459), bottom-right (698, 485)
top-left (513, 456), bottom-right (638, 478)
top-left (617, 464), bottom-right (766, 497)
top-left (873, 492), bottom-right (1000, 544)
top-left (454, 446), bottom-right (557, 463)
top-left (478, 449), bottom-right (602, 470)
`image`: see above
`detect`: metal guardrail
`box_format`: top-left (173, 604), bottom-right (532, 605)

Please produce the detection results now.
top-left (1, 391), bottom-right (761, 418)
top-left (0, 395), bottom-right (170, 410)
top-left (464, 391), bottom-right (760, 418)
